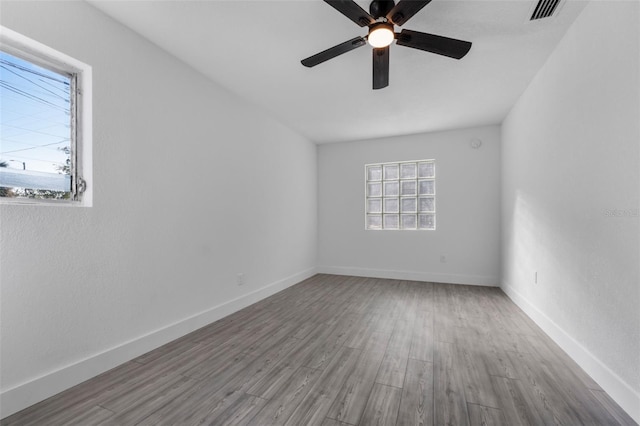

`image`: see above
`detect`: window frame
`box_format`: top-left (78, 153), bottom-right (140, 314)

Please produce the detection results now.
top-left (0, 26), bottom-right (92, 207)
top-left (365, 159), bottom-right (436, 231)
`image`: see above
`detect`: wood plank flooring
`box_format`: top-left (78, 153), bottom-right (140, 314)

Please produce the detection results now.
top-left (2, 274), bottom-right (636, 426)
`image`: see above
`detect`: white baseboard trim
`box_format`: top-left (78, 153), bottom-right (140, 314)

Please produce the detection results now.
top-left (0, 267), bottom-right (317, 419)
top-left (501, 281), bottom-right (640, 424)
top-left (317, 265), bottom-right (498, 287)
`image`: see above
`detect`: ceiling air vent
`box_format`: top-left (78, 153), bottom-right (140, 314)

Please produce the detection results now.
top-left (530, 0), bottom-right (561, 20)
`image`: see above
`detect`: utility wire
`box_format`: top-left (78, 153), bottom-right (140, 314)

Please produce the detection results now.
top-left (0, 58), bottom-right (69, 85)
top-left (0, 81), bottom-right (68, 112)
top-left (1, 122), bottom-right (70, 140)
top-left (0, 138), bottom-right (68, 155)
top-left (1, 136), bottom-right (70, 151)
top-left (0, 81), bottom-right (68, 110)
top-left (0, 106), bottom-right (70, 127)
top-left (38, 77), bottom-right (70, 95)
top-left (1, 65), bottom-right (68, 101)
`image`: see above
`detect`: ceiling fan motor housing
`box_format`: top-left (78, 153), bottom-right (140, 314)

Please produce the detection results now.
top-left (370, 0), bottom-right (395, 19)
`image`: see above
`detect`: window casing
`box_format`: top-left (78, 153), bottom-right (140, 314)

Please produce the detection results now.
top-left (0, 26), bottom-right (92, 206)
top-left (365, 159), bottom-right (435, 230)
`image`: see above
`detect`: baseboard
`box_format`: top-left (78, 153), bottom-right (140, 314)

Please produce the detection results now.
top-left (501, 281), bottom-right (640, 424)
top-left (0, 267), bottom-right (317, 419)
top-left (317, 265), bottom-right (499, 287)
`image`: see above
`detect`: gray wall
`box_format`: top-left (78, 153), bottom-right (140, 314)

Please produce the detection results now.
top-left (0, 1), bottom-right (317, 416)
top-left (501, 1), bottom-right (639, 420)
top-left (318, 125), bottom-right (501, 286)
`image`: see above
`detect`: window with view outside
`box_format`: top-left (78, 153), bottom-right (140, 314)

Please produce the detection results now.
top-left (365, 159), bottom-right (435, 230)
top-left (0, 50), bottom-right (75, 200)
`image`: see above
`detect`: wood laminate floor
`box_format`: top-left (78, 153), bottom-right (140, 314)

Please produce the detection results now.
top-left (2, 274), bottom-right (636, 426)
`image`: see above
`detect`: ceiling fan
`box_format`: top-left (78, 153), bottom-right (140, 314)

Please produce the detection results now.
top-left (301, 0), bottom-right (472, 89)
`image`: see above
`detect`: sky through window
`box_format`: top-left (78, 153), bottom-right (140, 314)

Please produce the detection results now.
top-left (1, 51), bottom-right (71, 173)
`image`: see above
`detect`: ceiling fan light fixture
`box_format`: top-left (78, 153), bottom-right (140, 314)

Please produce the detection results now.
top-left (368, 23), bottom-right (394, 48)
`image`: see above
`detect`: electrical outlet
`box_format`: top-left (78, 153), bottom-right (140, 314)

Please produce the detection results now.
top-left (237, 273), bottom-right (245, 286)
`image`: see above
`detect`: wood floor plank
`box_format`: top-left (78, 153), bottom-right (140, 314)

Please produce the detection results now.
top-left (284, 346), bottom-right (361, 426)
top-left (241, 320), bottom-right (297, 357)
top-left (479, 341), bottom-right (519, 380)
top-left (433, 286), bottom-right (458, 344)
top-left (60, 405), bottom-right (115, 426)
top-left (467, 403), bottom-right (507, 426)
top-left (590, 389), bottom-right (638, 426)
top-left (452, 318), bottom-right (520, 379)
top-left (144, 371), bottom-right (255, 425)
top-left (247, 367), bottom-right (322, 425)
top-left (343, 312), bottom-right (378, 349)
top-left (523, 333), bottom-right (602, 391)
top-left (326, 331), bottom-right (390, 424)
top-left (505, 350), bottom-right (589, 425)
top-left (397, 358), bottom-right (434, 426)
top-left (533, 354), bottom-right (620, 425)
top-left (376, 317), bottom-right (414, 388)
top-left (180, 349), bottom-right (253, 382)
top-left (143, 347), bottom-right (274, 424)
top-left (133, 335), bottom-right (201, 365)
top-left (321, 418), bottom-right (350, 426)
top-left (358, 383), bottom-right (402, 426)
top-left (135, 337), bottom-right (239, 382)
top-left (208, 394), bottom-right (268, 426)
top-left (99, 372), bottom-right (188, 413)
top-left (137, 335), bottom-right (300, 424)
top-left (246, 323), bottom-right (337, 399)
top-left (490, 375), bottom-right (547, 426)
top-left (34, 359), bottom-right (195, 426)
top-left (0, 361), bottom-right (143, 426)
top-left (453, 327), bottom-right (501, 409)
top-left (2, 275), bottom-right (634, 426)
top-left (408, 308), bottom-right (434, 362)
top-left (137, 377), bottom-right (235, 425)
top-left (97, 375), bottom-right (197, 425)
top-left (302, 313), bottom-right (360, 370)
top-left (434, 341), bottom-right (470, 426)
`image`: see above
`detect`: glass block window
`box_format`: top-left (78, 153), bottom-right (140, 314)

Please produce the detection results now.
top-left (365, 159), bottom-right (435, 230)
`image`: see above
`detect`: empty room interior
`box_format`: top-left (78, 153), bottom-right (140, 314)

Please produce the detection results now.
top-left (0, 0), bottom-right (638, 424)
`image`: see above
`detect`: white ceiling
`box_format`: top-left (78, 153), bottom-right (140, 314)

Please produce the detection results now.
top-left (88, 0), bottom-right (588, 143)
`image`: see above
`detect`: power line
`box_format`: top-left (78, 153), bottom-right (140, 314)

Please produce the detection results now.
top-left (0, 105), bottom-right (70, 126)
top-left (0, 58), bottom-right (69, 85)
top-left (1, 137), bottom-right (70, 152)
top-left (0, 138), bottom-right (68, 155)
top-left (38, 77), bottom-right (70, 95)
top-left (1, 122), bottom-right (70, 140)
top-left (2, 81), bottom-right (69, 105)
top-left (1, 64), bottom-right (69, 101)
top-left (0, 81), bottom-right (68, 112)
top-left (0, 81), bottom-right (68, 110)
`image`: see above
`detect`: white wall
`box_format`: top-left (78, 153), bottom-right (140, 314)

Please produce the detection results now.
top-left (0, 1), bottom-right (317, 417)
top-left (318, 125), bottom-right (501, 286)
top-left (501, 0), bottom-right (640, 422)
